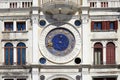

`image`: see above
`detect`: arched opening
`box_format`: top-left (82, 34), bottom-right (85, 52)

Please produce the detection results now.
top-left (4, 43), bottom-right (13, 65)
top-left (47, 74), bottom-right (74, 80)
top-left (53, 78), bottom-right (68, 80)
top-left (94, 42), bottom-right (103, 65)
top-left (106, 42), bottom-right (115, 64)
top-left (17, 42), bottom-right (26, 65)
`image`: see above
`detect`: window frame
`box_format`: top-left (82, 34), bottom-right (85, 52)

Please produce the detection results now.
top-left (94, 22), bottom-right (102, 31)
top-left (16, 21), bottom-right (26, 32)
top-left (4, 22), bottom-right (13, 32)
top-left (94, 43), bottom-right (103, 65)
top-left (4, 43), bottom-right (14, 65)
top-left (17, 42), bottom-right (26, 65)
top-left (106, 42), bottom-right (115, 64)
top-left (91, 21), bottom-right (118, 32)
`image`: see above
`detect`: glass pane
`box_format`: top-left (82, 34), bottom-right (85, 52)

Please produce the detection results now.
top-left (10, 48), bottom-right (13, 65)
top-left (17, 23), bottom-right (22, 31)
top-left (22, 48), bottom-right (26, 65)
top-left (5, 43), bottom-right (13, 47)
top-left (5, 22), bottom-right (13, 31)
top-left (22, 24), bottom-right (25, 30)
top-left (98, 23), bottom-right (101, 29)
top-left (94, 48), bottom-right (102, 65)
top-left (94, 23), bottom-right (97, 29)
top-left (17, 22), bottom-right (26, 31)
top-left (110, 22), bottom-right (114, 29)
top-left (5, 48), bottom-right (9, 65)
top-left (17, 48), bottom-right (21, 65)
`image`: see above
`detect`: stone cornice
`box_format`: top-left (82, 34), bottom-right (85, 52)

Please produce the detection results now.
top-left (0, 64), bottom-right (119, 69)
top-left (90, 7), bottom-right (120, 12)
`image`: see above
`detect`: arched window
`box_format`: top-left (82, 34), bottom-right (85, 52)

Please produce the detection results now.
top-left (94, 42), bottom-right (103, 65)
top-left (4, 43), bottom-right (13, 65)
top-left (106, 42), bottom-right (115, 64)
top-left (17, 42), bottom-right (26, 65)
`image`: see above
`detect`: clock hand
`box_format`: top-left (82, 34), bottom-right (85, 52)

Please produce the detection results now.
top-left (47, 42), bottom-right (53, 48)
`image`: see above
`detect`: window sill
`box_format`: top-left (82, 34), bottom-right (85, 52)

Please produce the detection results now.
top-left (92, 64), bottom-right (118, 68)
top-left (2, 31), bottom-right (28, 33)
top-left (91, 30), bottom-right (117, 32)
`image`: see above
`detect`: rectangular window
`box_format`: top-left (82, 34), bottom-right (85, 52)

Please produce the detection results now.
top-left (4, 22), bottom-right (13, 31)
top-left (94, 22), bottom-right (102, 30)
top-left (17, 22), bottom-right (26, 31)
top-left (91, 21), bottom-right (118, 31)
top-left (4, 79), bottom-right (14, 80)
top-left (90, 2), bottom-right (97, 8)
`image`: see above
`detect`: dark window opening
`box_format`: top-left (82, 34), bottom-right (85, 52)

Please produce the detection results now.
top-left (4, 43), bottom-right (13, 65)
top-left (4, 22), bottom-right (13, 31)
top-left (17, 42), bottom-right (26, 65)
top-left (17, 22), bottom-right (26, 31)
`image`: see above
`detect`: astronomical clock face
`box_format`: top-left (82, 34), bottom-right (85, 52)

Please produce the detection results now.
top-left (45, 28), bottom-right (75, 56)
top-left (39, 24), bottom-right (81, 63)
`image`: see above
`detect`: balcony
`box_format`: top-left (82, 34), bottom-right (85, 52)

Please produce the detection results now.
top-left (41, 0), bottom-right (81, 7)
top-left (41, 0), bottom-right (81, 14)
top-left (41, 0), bottom-right (82, 22)
top-left (0, 0), bottom-right (32, 9)
top-left (88, 0), bottom-right (120, 8)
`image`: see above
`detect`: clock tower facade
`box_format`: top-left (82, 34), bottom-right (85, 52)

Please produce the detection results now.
top-left (32, 0), bottom-right (84, 80)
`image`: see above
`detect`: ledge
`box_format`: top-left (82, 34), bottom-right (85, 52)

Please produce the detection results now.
top-left (0, 64), bottom-right (119, 69)
top-left (2, 31), bottom-right (28, 33)
top-left (91, 38), bottom-right (118, 41)
top-left (90, 7), bottom-right (120, 12)
top-left (1, 39), bottom-right (28, 41)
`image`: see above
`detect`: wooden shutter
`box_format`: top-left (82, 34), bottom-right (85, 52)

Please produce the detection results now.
top-left (102, 21), bottom-right (106, 30)
top-left (114, 20), bottom-right (118, 31)
top-left (91, 21), bottom-right (94, 31)
top-left (106, 43), bottom-right (115, 64)
top-left (106, 21), bottom-right (110, 30)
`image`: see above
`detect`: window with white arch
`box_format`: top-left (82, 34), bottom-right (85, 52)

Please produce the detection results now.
top-left (17, 42), bottom-right (26, 65)
top-left (94, 42), bottom-right (103, 65)
top-left (106, 42), bottom-right (115, 64)
top-left (4, 43), bottom-right (13, 65)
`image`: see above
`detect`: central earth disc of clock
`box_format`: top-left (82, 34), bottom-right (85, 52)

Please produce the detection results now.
top-left (45, 28), bottom-right (75, 56)
top-left (52, 34), bottom-right (69, 51)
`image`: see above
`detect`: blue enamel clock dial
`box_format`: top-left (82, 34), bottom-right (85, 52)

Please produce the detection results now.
top-left (52, 34), bottom-right (69, 51)
top-left (45, 28), bottom-right (75, 56)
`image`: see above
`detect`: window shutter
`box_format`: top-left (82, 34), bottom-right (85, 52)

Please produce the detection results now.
top-left (114, 20), bottom-right (118, 31)
top-left (91, 21), bottom-right (94, 31)
top-left (106, 43), bottom-right (115, 64)
top-left (102, 21), bottom-right (106, 30)
top-left (106, 21), bottom-right (110, 30)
